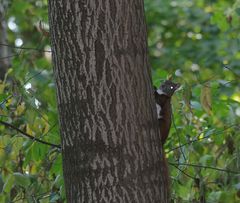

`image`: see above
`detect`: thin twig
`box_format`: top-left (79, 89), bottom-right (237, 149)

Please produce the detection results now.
top-left (43, 122), bottom-right (57, 136)
top-left (166, 123), bottom-right (239, 153)
top-left (0, 71), bottom-right (43, 107)
top-left (223, 66), bottom-right (240, 77)
top-left (0, 95), bottom-right (12, 107)
top-left (0, 54), bottom-right (19, 60)
top-left (171, 108), bottom-right (187, 161)
top-left (171, 164), bottom-right (196, 180)
top-left (169, 162), bottom-right (240, 174)
top-left (0, 43), bottom-right (51, 53)
top-left (0, 120), bottom-right (61, 149)
top-left (22, 71), bottom-right (43, 86)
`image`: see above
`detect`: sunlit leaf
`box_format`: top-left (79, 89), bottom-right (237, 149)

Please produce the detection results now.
top-left (200, 84), bottom-right (212, 115)
top-left (13, 172), bottom-right (30, 187)
top-left (15, 102), bottom-right (25, 116)
top-left (183, 83), bottom-right (192, 112)
top-left (26, 124), bottom-right (34, 136)
top-left (2, 174), bottom-right (14, 193)
top-left (0, 84), bottom-right (5, 94)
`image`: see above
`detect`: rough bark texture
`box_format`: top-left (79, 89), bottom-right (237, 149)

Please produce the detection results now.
top-left (0, 1), bottom-right (10, 80)
top-left (48, 0), bottom-right (169, 202)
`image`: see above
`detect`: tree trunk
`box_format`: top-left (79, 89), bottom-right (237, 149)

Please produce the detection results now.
top-left (48, 1), bottom-right (169, 202)
top-left (0, 1), bottom-right (10, 80)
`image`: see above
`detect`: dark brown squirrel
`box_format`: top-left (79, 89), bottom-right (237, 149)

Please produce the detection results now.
top-left (154, 80), bottom-right (180, 200)
top-left (154, 80), bottom-right (180, 145)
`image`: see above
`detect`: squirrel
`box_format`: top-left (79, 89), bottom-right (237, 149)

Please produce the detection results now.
top-left (154, 80), bottom-right (180, 145)
top-left (154, 79), bottom-right (180, 200)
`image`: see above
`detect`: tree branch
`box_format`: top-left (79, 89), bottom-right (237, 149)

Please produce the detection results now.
top-left (166, 123), bottom-right (239, 153)
top-left (0, 54), bottom-right (19, 60)
top-left (169, 162), bottom-right (239, 174)
top-left (0, 71), bottom-right (43, 107)
top-left (171, 164), bottom-right (196, 180)
top-left (0, 120), bottom-right (61, 149)
top-left (223, 66), bottom-right (240, 77)
top-left (171, 108), bottom-right (186, 161)
top-left (0, 43), bottom-right (51, 53)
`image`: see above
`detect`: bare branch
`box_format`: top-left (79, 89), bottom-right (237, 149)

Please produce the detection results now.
top-left (0, 120), bottom-right (61, 149)
top-left (169, 162), bottom-right (240, 174)
top-left (166, 123), bottom-right (239, 153)
top-left (171, 164), bottom-right (196, 180)
top-left (0, 43), bottom-right (51, 53)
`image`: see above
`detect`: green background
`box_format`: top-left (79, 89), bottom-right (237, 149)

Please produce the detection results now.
top-left (0, 0), bottom-right (239, 202)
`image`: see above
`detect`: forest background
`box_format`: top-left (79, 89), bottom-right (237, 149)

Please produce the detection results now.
top-left (0, 0), bottom-right (239, 202)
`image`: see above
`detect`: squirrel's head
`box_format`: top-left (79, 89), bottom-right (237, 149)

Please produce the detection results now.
top-left (157, 80), bottom-right (180, 97)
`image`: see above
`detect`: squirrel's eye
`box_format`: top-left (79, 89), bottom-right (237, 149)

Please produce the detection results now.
top-left (170, 86), bottom-right (174, 89)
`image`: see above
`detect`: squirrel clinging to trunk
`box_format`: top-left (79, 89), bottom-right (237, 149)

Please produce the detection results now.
top-left (154, 79), bottom-right (180, 201)
top-left (154, 80), bottom-right (180, 145)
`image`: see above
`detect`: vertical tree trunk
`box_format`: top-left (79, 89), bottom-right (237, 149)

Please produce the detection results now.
top-left (0, 1), bottom-right (10, 80)
top-left (48, 1), bottom-right (169, 202)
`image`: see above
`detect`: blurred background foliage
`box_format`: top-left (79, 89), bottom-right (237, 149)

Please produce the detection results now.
top-left (0, 0), bottom-right (239, 202)
top-left (146, 0), bottom-right (240, 202)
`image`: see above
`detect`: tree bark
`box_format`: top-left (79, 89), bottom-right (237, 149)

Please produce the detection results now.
top-left (48, 1), bottom-right (169, 202)
top-left (0, 1), bottom-right (10, 80)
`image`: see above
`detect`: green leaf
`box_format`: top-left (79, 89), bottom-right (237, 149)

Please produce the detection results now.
top-left (200, 84), bottom-right (212, 115)
top-left (235, 8), bottom-right (240, 15)
top-left (183, 83), bottom-right (192, 112)
top-left (211, 10), bottom-right (229, 31)
top-left (2, 175), bottom-right (15, 193)
top-left (0, 175), bottom-right (4, 193)
top-left (50, 192), bottom-right (60, 202)
top-left (208, 191), bottom-right (222, 202)
top-left (176, 181), bottom-right (193, 200)
top-left (199, 154), bottom-right (214, 166)
top-left (13, 172), bottom-right (30, 187)
top-left (52, 175), bottom-right (64, 188)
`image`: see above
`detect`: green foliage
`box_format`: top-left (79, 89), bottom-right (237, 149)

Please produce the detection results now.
top-left (0, 0), bottom-right (64, 202)
top-left (146, 0), bottom-right (240, 201)
top-left (0, 0), bottom-right (239, 202)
